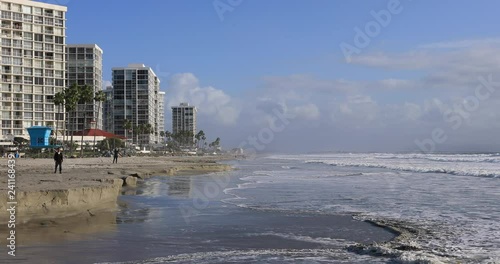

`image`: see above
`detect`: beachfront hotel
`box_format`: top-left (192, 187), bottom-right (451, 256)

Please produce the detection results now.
top-left (0, 0), bottom-right (66, 144)
top-left (171, 102), bottom-right (197, 140)
top-left (66, 44), bottom-right (103, 134)
top-left (110, 64), bottom-right (163, 146)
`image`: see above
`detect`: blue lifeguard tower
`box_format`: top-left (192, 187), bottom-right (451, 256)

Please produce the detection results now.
top-left (27, 126), bottom-right (61, 149)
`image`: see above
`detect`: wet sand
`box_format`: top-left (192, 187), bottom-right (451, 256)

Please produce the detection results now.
top-left (0, 155), bottom-right (233, 224)
top-left (0, 170), bottom-right (397, 264)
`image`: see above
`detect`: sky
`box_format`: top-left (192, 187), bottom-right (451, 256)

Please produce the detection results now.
top-left (42, 0), bottom-right (500, 153)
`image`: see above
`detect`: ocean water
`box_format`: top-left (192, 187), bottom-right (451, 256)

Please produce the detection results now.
top-left (5, 153), bottom-right (500, 263)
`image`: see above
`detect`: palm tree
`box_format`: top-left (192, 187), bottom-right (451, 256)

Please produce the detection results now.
top-left (145, 123), bottom-right (153, 150)
top-left (54, 92), bottom-right (65, 145)
top-left (64, 84), bottom-right (80, 156)
top-left (135, 124), bottom-right (145, 148)
top-left (123, 119), bottom-right (133, 150)
top-left (92, 90), bottom-right (106, 152)
top-left (79, 85), bottom-right (94, 158)
top-left (160, 131), bottom-right (165, 142)
top-left (201, 134), bottom-right (206, 150)
top-left (196, 130), bottom-right (205, 149)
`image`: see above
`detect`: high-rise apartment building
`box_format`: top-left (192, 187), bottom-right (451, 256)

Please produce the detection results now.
top-left (66, 44), bottom-right (103, 133)
top-left (0, 0), bottom-right (67, 141)
top-left (156, 90), bottom-right (165, 142)
top-left (102, 85), bottom-right (113, 132)
top-left (171, 102), bottom-right (197, 139)
top-left (111, 64), bottom-right (162, 146)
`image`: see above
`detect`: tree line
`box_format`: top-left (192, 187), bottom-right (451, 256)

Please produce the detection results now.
top-left (161, 130), bottom-right (221, 152)
top-left (54, 83), bottom-right (106, 157)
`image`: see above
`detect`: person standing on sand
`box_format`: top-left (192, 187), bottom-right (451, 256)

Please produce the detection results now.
top-left (113, 148), bottom-right (119, 164)
top-left (54, 148), bottom-right (63, 174)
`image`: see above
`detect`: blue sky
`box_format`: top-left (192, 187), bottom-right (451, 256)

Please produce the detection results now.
top-left (42, 0), bottom-right (500, 152)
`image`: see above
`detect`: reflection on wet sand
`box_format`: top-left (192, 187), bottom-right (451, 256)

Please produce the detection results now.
top-left (167, 177), bottom-right (193, 198)
top-left (116, 200), bottom-right (151, 224)
top-left (2, 210), bottom-right (118, 246)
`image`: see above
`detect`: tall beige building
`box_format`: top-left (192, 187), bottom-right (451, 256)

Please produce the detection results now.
top-left (111, 64), bottom-right (162, 146)
top-left (66, 44), bottom-right (103, 133)
top-left (156, 90), bottom-right (165, 142)
top-left (0, 0), bottom-right (67, 142)
top-left (172, 102), bottom-right (197, 139)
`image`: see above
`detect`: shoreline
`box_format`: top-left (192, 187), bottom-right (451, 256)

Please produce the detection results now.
top-left (0, 155), bottom-right (234, 224)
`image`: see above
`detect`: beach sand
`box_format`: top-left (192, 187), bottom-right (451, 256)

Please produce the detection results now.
top-left (0, 155), bottom-right (233, 224)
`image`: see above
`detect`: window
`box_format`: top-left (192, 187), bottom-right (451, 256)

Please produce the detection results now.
top-left (55, 36), bottom-right (63, 44)
top-left (34, 34), bottom-right (43, 41)
top-left (1, 39), bottom-right (11, 47)
top-left (24, 112), bottom-right (33, 120)
top-left (34, 77), bottom-right (43, 85)
top-left (23, 14), bottom-right (32, 22)
top-left (23, 41), bottom-right (32, 49)
top-left (33, 25), bottom-right (42, 33)
top-left (55, 79), bottom-right (64, 87)
top-left (24, 32), bottom-right (33, 41)
top-left (2, 57), bottom-right (11, 64)
top-left (34, 42), bottom-right (43, 51)
top-left (55, 19), bottom-right (63, 27)
top-left (34, 60), bottom-right (43, 68)
top-left (12, 58), bottom-right (22, 65)
top-left (12, 13), bottom-right (22, 21)
top-left (23, 23), bottom-right (32, 31)
top-left (22, 6), bottom-right (32, 14)
top-left (24, 68), bottom-right (32, 76)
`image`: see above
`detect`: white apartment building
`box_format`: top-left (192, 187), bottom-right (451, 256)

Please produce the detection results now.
top-left (0, 0), bottom-right (66, 141)
top-left (171, 102), bottom-right (197, 140)
top-left (111, 64), bottom-right (162, 146)
top-left (66, 44), bottom-right (103, 133)
top-left (156, 90), bottom-right (165, 143)
top-left (102, 85), bottom-right (113, 132)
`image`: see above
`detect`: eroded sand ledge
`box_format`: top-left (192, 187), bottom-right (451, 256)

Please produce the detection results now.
top-left (0, 156), bottom-right (233, 224)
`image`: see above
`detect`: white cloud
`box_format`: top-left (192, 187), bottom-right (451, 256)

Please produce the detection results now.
top-left (418, 38), bottom-right (500, 49)
top-left (291, 103), bottom-right (320, 120)
top-left (166, 73), bottom-right (240, 125)
top-left (162, 38), bottom-right (500, 152)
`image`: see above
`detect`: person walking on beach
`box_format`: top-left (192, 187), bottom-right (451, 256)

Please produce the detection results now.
top-left (54, 148), bottom-right (63, 174)
top-left (113, 148), bottom-right (119, 164)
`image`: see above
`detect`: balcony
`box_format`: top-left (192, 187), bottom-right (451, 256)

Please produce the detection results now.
top-left (13, 124), bottom-right (22, 129)
top-left (13, 97), bottom-right (22, 102)
top-left (2, 124), bottom-right (11, 128)
top-left (13, 115), bottom-right (22, 119)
